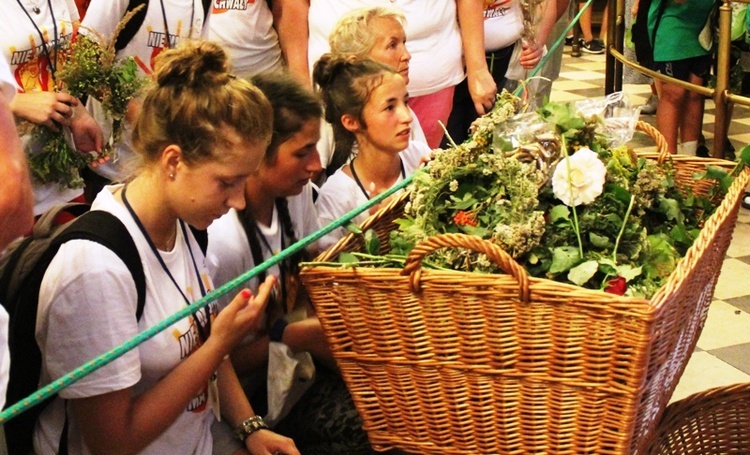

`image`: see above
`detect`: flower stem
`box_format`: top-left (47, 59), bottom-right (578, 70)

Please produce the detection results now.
top-left (612, 195), bottom-right (635, 262)
top-left (561, 135), bottom-right (584, 259)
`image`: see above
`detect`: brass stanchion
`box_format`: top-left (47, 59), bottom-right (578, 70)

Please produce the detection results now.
top-left (713, 1), bottom-right (733, 158)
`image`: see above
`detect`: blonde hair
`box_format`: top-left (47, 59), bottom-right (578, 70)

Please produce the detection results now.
top-left (328, 6), bottom-right (407, 59)
top-left (132, 40), bottom-right (272, 167)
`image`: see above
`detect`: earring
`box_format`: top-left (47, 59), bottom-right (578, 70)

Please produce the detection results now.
top-left (169, 173), bottom-right (175, 180)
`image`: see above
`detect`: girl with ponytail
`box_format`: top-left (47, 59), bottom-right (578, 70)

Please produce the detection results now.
top-left (313, 54), bottom-right (430, 250)
top-left (35, 41), bottom-right (298, 455)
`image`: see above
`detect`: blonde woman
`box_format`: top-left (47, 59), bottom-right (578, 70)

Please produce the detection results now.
top-left (318, 6), bottom-right (427, 175)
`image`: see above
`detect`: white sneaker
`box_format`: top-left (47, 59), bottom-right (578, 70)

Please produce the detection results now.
top-left (640, 93), bottom-right (658, 115)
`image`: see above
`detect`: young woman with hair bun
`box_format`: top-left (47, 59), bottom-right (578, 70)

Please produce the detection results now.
top-left (34, 41), bottom-right (299, 455)
top-left (313, 54), bottom-right (430, 250)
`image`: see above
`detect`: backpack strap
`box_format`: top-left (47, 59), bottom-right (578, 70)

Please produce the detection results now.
top-left (0, 203), bottom-right (90, 307)
top-left (115, 0), bottom-right (148, 52)
top-left (54, 211), bottom-right (146, 319)
top-left (2, 210), bottom-right (145, 455)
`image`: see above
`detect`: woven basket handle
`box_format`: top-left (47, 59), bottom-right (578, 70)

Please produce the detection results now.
top-left (636, 121), bottom-right (670, 164)
top-left (401, 233), bottom-right (531, 302)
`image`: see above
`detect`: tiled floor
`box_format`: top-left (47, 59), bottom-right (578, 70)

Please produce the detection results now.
top-left (551, 50), bottom-right (750, 402)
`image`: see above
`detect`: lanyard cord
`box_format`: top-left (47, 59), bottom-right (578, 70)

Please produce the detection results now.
top-left (16, 0), bottom-right (58, 82)
top-left (350, 156), bottom-right (405, 200)
top-left (253, 206), bottom-right (287, 313)
top-left (240, 201), bottom-right (288, 315)
top-left (121, 185), bottom-right (211, 343)
top-left (158, 0), bottom-right (195, 48)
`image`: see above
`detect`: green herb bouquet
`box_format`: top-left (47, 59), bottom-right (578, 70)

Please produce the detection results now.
top-left (344, 91), bottom-right (748, 299)
top-left (24, 7), bottom-right (146, 189)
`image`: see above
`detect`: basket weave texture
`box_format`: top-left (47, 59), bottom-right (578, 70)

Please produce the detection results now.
top-left (647, 382), bottom-right (750, 454)
top-left (301, 122), bottom-right (750, 454)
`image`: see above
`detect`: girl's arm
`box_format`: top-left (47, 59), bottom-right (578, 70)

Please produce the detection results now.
top-left (282, 316), bottom-right (336, 369)
top-left (273, 0), bottom-right (311, 86)
top-left (456, 0), bottom-right (497, 115)
top-left (70, 280), bottom-right (274, 454)
top-left (217, 359), bottom-right (299, 455)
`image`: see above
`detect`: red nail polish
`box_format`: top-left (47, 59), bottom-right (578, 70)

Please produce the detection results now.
top-left (241, 289), bottom-right (252, 299)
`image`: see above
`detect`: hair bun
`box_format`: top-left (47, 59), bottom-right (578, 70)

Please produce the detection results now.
top-left (312, 53), bottom-right (354, 91)
top-left (154, 40), bottom-right (231, 89)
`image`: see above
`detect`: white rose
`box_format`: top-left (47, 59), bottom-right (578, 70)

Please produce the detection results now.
top-left (551, 147), bottom-right (606, 206)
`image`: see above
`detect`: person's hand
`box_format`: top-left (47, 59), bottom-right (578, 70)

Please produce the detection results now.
top-left (245, 429), bottom-right (299, 455)
top-left (10, 91), bottom-right (77, 131)
top-left (519, 41), bottom-right (544, 70)
top-left (69, 105), bottom-right (103, 154)
top-left (467, 68), bottom-right (497, 116)
top-left (211, 276), bottom-right (276, 354)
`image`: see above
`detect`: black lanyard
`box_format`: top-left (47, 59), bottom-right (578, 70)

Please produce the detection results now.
top-left (16, 0), bottom-right (59, 81)
top-left (121, 185), bottom-right (211, 343)
top-left (159, 0), bottom-right (195, 48)
top-left (350, 157), bottom-right (405, 200)
top-left (240, 201), bottom-right (288, 316)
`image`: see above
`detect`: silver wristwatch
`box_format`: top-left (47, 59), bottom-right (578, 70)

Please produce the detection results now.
top-left (233, 415), bottom-right (269, 442)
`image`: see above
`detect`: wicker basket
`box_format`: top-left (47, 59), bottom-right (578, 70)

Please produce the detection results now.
top-left (301, 122), bottom-right (750, 454)
top-left (647, 382), bottom-right (750, 454)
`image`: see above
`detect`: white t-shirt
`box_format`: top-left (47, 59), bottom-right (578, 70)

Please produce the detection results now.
top-left (35, 185), bottom-right (218, 455)
top-left (207, 0), bottom-right (283, 78)
top-left (82, 0), bottom-right (210, 182)
top-left (316, 106), bottom-right (428, 171)
top-left (316, 140), bottom-right (430, 249)
top-left (484, 0), bottom-right (524, 52)
top-left (308, 0), bottom-right (464, 97)
top-left (0, 0), bottom-right (83, 215)
top-left (206, 183), bottom-right (320, 311)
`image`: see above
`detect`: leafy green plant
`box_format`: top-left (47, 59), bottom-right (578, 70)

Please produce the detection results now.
top-left (24, 6), bottom-right (146, 189)
top-left (315, 92), bottom-right (746, 299)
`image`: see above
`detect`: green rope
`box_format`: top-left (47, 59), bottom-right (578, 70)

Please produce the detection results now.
top-left (0, 173), bottom-right (415, 424)
top-left (0, 0), bottom-right (596, 424)
top-left (513, 0), bottom-right (596, 97)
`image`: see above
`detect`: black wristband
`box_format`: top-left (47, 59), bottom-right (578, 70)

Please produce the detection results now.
top-left (269, 318), bottom-right (289, 343)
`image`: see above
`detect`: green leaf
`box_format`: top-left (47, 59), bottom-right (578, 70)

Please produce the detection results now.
top-left (460, 225), bottom-right (490, 237)
top-left (605, 183), bottom-right (632, 205)
top-left (567, 260), bottom-right (599, 286)
top-left (658, 198), bottom-right (684, 223)
top-left (345, 223), bottom-right (363, 235)
top-left (548, 246), bottom-right (581, 274)
top-left (614, 264), bottom-right (642, 281)
top-left (738, 144), bottom-right (750, 166)
top-left (549, 205), bottom-right (570, 223)
top-left (338, 252), bottom-right (359, 264)
top-left (669, 224), bottom-right (693, 245)
top-left (364, 229), bottom-right (381, 255)
top-left (589, 232), bottom-right (612, 248)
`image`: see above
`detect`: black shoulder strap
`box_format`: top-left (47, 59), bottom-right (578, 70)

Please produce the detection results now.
top-left (189, 225), bottom-right (209, 255)
top-left (114, 0), bottom-right (212, 52)
top-left (3, 211), bottom-right (146, 455)
top-left (55, 211), bottom-right (146, 319)
top-left (115, 0), bottom-right (149, 52)
top-left (202, 0), bottom-right (211, 19)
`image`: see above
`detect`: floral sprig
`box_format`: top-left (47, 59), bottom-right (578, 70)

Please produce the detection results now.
top-left (24, 6), bottom-right (146, 189)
